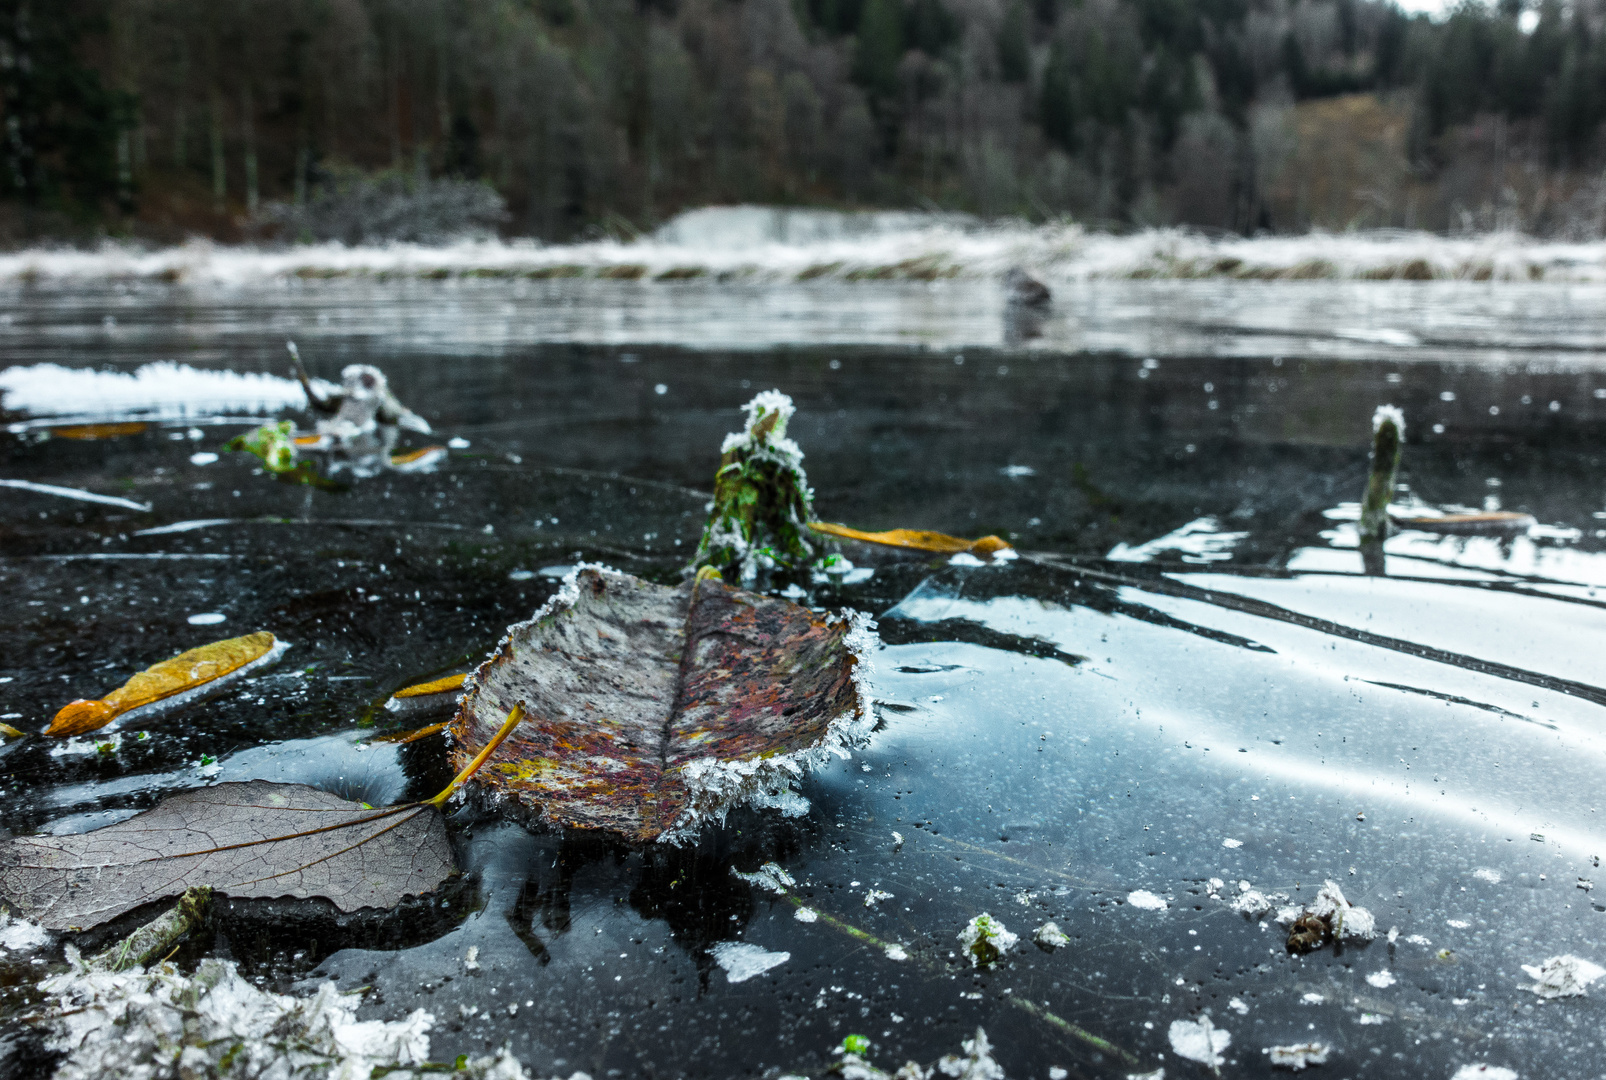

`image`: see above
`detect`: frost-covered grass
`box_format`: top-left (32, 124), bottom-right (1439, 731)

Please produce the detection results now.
top-left (5, 211), bottom-right (1606, 285)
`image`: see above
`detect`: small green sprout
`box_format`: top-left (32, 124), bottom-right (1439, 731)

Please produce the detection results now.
top-left (842, 1034), bottom-right (872, 1056)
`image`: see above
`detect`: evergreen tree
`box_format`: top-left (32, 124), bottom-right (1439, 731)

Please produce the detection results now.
top-left (997, 1), bottom-right (1030, 84)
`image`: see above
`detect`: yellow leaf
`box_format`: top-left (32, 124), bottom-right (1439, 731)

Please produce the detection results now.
top-left (809, 521), bottom-right (1014, 557)
top-left (390, 445), bottom-right (447, 467)
top-left (373, 721), bottom-right (450, 744)
top-left (393, 672), bottom-right (468, 698)
top-left (48, 631), bottom-right (283, 737)
top-left (0, 723), bottom-right (24, 739)
top-left (49, 422), bottom-right (150, 440)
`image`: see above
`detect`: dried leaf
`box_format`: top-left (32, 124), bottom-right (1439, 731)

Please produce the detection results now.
top-left (0, 780), bottom-right (453, 931)
top-left (373, 721), bottom-right (449, 744)
top-left (390, 445), bottom-right (447, 472)
top-left (450, 566), bottom-right (874, 843)
top-left (385, 672), bottom-right (467, 718)
top-left (0, 723), bottom-right (23, 739)
top-left (48, 631), bottom-right (289, 737)
top-left (49, 422), bottom-right (150, 440)
top-left (1392, 511), bottom-right (1536, 534)
top-left (809, 521), bottom-right (1014, 557)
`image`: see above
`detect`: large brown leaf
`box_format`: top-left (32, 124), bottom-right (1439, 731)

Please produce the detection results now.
top-left (0, 781), bottom-right (453, 931)
top-left (449, 566), bottom-right (875, 843)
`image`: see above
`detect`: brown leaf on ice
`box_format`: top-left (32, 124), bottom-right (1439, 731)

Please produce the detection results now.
top-left (47, 631), bottom-right (289, 737)
top-left (0, 780), bottom-right (453, 931)
top-left (449, 566), bottom-right (874, 844)
top-left (808, 521), bottom-right (1014, 557)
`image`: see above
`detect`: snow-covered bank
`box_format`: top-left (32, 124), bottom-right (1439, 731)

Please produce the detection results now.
top-left (5, 208), bottom-right (1606, 286)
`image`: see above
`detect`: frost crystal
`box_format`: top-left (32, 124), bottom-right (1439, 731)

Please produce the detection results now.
top-left (1267, 1042), bottom-right (1331, 1070)
top-left (865, 889), bottom-right (895, 908)
top-left (936, 1027), bottom-right (1005, 1080)
top-left (957, 914), bottom-right (1018, 967)
top-left (0, 910), bottom-right (52, 953)
top-left (1520, 954), bottom-right (1606, 999)
top-left (734, 862), bottom-right (796, 894)
top-left (1167, 1013), bottom-right (1230, 1068)
top-left (35, 953), bottom-right (535, 1080)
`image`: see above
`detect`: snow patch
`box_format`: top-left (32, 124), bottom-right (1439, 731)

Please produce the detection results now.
top-left (0, 361), bottom-right (329, 423)
top-left (1267, 1042), bottom-right (1331, 1070)
top-left (1126, 890), bottom-right (1169, 911)
top-left (1472, 868), bottom-right (1502, 884)
top-left (1167, 1014), bottom-right (1230, 1068)
top-left (1366, 970), bottom-right (1397, 988)
top-left (710, 942), bottom-right (790, 984)
top-left (1520, 954), bottom-right (1606, 999)
top-left (0, 910), bottom-right (52, 953)
top-left (1450, 1067), bottom-right (1517, 1080)
top-left (1034, 922), bottom-right (1070, 949)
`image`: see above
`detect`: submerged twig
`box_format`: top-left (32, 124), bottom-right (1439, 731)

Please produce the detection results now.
top-left (88, 886), bottom-right (213, 972)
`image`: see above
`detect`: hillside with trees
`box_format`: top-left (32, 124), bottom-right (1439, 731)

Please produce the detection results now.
top-left (4, 0), bottom-right (1606, 242)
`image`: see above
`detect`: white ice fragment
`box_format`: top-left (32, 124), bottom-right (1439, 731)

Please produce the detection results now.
top-left (747, 787), bottom-right (812, 818)
top-left (463, 946), bottom-right (480, 972)
top-left (1034, 922), bottom-right (1070, 949)
top-left (948, 552), bottom-right (986, 567)
top-left (936, 1026), bottom-right (1004, 1080)
top-left (1372, 404), bottom-right (1406, 439)
top-left (447, 437), bottom-right (471, 449)
top-left (0, 911), bottom-right (52, 953)
top-left (1366, 970), bottom-right (1397, 988)
top-left (186, 612), bottom-right (227, 626)
top-left (1450, 1067), bottom-right (1517, 1080)
top-left (1166, 1014), bottom-right (1230, 1068)
top-left (1301, 992), bottom-right (1325, 1005)
top-left (1206, 878), bottom-right (1224, 896)
top-left (957, 914), bottom-right (1018, 967)
top-left (1049, 1069), bottom-right (1068, 1080)
top-left (189, 452), bottom-right (218, 466)
top-left (1126, 890), bottom-right (1168, 912)
top-left (1222, 838), bottom-right (1243, 849)
top-left (51, 735), bottom-right (121, 757)
top-left (1126, 1071), bottom-right (1165, 1080)
top-left (1267, 1042), bottom-right (1331, 1070)
top-left (710, 942), bottom-right (790, 984)
top-left (1447, 919), bottom-right (1471, 929)
top-left (1473, 868), bottom-right (1502, 884)
top-left (1358, 1013), bottom-right (1386, 1025)
top-left (1405, 934), bottom-right (1433, 946)
top-left (1227, 997), bottom-right (1248, 1015)
top-left (1520, 954), bottom-right (1606, 999)
top-left (892, 831), bottom-right (904, 849)
top-left (1387, 927), bottom-right (1399, 944)
top-left (734, 862), bottom-right (796, 895)
top-left (865, 889), bottom-right (894, 908)
top-left (794, 907), bottom-right (819, 923)
top-left (885, 944), bottom-right (909, 961)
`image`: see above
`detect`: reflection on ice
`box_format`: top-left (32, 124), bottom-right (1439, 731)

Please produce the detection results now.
top-left (1106, 515), bottom-right (1247, 564)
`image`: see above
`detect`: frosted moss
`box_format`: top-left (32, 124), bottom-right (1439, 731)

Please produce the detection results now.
top-left (1359, 405), bottom-right (1404, 543)
top-left (957, 913), bottom-right (1018, 968)
top-left (689, 391), bottom-right (834, 583)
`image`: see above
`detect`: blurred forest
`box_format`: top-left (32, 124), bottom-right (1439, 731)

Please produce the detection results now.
top-left (6, 0), bottom-right (1606, 242)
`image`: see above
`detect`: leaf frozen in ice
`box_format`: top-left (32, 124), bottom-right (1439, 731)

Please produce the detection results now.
top-left (0, 780), bottom-right (453, 931)
top-left (449, 565), bottom-right (875, 843)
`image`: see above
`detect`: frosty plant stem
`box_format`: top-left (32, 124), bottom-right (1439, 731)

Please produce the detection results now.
top-left (426, 703), bottom-right (526, 808)
top-left (1360, 405), bottom-right (1404, 542)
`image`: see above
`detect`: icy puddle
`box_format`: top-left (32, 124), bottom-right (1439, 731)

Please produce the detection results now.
top-left (5, 278), bottom-right (1606, 1077)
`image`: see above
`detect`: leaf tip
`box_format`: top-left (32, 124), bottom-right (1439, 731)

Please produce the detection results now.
top-left (46, 699), bottom-right (118, 738)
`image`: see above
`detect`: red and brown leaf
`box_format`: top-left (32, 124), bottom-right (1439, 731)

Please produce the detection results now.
top-left (448, 566), bottom-right (875, 844)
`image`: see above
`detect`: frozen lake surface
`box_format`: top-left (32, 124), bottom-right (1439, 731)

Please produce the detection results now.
top-left (4, 272), bottom-right (1606, 1078)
